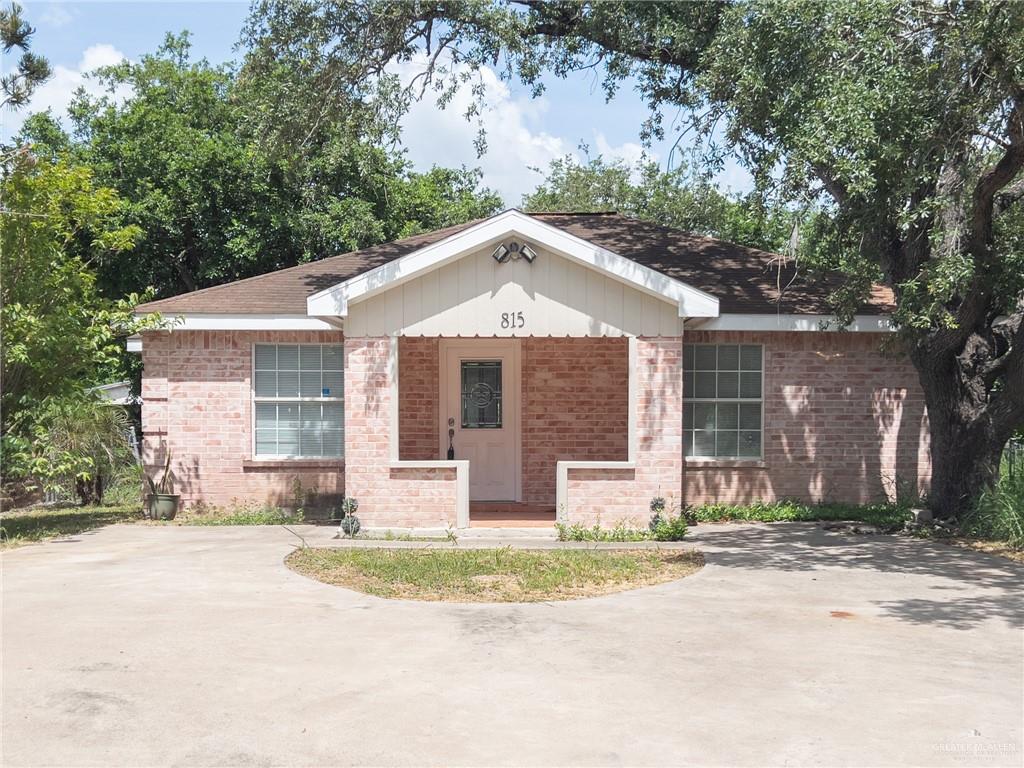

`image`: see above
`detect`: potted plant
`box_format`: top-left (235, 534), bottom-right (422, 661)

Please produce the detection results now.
top-left (145, 452), bottom-right (179, 520)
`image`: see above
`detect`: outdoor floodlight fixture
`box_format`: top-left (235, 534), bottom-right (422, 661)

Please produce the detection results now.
top-left (492, 241), bottom-right (538, 264)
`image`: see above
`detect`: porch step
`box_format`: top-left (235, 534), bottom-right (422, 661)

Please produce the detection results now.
top-left (469, 504), bottom-right (556, 529)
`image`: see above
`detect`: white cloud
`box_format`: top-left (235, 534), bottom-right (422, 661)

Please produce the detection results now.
top-left (37, 3), bottom-right (75, 28)
top-left (593, 131), bottom-right (647, 168)
top-left (395, 56), bottom-right (657, 206)
top-left (2, 44), bottom-right (127, 141)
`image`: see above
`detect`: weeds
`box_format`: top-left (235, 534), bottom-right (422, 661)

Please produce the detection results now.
top-left (959, 470), bottom-right (1024, 548)
top-left (180, 503), bottom-right (304, 526)
top-left (555, 520), bottom-right (650, 542)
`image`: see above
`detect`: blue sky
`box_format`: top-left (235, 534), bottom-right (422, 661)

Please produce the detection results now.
top-left (6, 1), bottom-right (752, 204)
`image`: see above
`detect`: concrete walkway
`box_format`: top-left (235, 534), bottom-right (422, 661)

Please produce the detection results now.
top-left (2, 523), bottom-right (1021, 767)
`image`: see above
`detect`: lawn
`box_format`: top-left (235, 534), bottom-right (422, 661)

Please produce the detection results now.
top-left (0, 504), bottom-right (141, 549)
top-left (286, 546), bottom-right (705, 602)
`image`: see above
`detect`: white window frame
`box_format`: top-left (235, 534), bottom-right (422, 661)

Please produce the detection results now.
top-left (251, 342), bottom-right (344, 460)
top-left (683, 343), bottom-right (765, 461)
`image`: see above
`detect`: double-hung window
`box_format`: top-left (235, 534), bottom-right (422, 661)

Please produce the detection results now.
top-left (684, 343), bottom-right (763, 459)
top-left (253, 344), bottom-right (344, 458)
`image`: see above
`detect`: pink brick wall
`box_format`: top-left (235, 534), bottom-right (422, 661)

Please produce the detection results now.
top-left (395, 337), bottom-right (629, 502)
top-left (140, 330), bottom-right (345, 510)
top-left (682, 331), bottom-right (931, 505)
top-left (522, 338), bottom-right (629, 504)
top-left (143, 327), bottom-right (931, 525)
top-left (398, 337), bottom-right (439, 461)
top-left (345, 338), bottom-right (459, 527)
top-left (564, 337), bottom-right (684, 527)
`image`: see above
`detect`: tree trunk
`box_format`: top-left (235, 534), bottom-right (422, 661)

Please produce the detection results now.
top-left (914, 349), bottom-right (1011, 521)
top-left (927, 413), bottom-right (1005, 520)
top-left (75, 474), bottom-right (104, 506)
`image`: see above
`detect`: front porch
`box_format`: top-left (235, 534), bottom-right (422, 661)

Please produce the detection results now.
top-left (343, 334), bottom-right (684, 529)
top-left (398, 336), bottom-right (630, 526)
top-left (469, 502), bottom-right (556, 528)
top-left (323, 212), bottom-right (711, 528)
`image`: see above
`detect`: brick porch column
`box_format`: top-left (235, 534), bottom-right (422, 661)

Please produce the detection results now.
top-left (561, 336), bottom-right (683, 526)
top-left (344, 337), bottom-right (462, 527)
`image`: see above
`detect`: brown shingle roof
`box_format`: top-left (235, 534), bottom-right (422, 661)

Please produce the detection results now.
top-left (135, 212), bottom-right (894, 315)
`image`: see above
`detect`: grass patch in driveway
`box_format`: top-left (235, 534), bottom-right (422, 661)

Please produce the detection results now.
top-left (286, 546), bottom-right (704, 602)
top-left (1, 504), bottom-right (140, 548)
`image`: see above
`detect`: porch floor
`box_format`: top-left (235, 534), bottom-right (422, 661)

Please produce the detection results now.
top-left (469, 503), bottom-right (556, 528)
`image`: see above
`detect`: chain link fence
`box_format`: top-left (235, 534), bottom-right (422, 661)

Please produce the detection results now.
top-left (1005, 438), bottom-right (1023, 480)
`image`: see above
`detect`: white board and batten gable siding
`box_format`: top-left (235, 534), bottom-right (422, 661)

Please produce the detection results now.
top-left (343, 244), bottom-right (682, 338)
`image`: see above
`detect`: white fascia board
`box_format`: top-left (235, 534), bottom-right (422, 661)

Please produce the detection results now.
top-left (306, 209), bottom-right (721, 319)
top-left (126, 335), bottom-right (143, 353)
top-left (690, 314), bottom-right (896, 332)
top-left (131, 313), bottom-right (339, 331)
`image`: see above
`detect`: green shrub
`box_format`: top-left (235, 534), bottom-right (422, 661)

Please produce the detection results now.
top-left (647, 496), bottom-right (688, 540)
top-left (960, 471), bottom-right (1024, 548)
top-left (689, 499), bottom-right (908, 530)
top-left (7, 392), bottom-right (136, 505)
top-left (554, 520), bottom-right (649, 542)
top-left (103, 463), bottom-right (144, 506)
top-left (650, 513), bottom-right (688, 541)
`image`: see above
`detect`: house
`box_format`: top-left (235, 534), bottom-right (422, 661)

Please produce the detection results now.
top-left (132, 210), bottom-right (930, 528)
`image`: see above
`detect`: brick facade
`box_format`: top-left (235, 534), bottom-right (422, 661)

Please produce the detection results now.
top-left (521, 338), bottom-right (629, 504)
top-left (397, 337), bottom-right (440, 461)
top-left (140, 330), bottom-right (345, 510)
top-left (682, 331), bottom-right (930, 505)
top-left (396, 337), bottom-right (630, 504)
top-left (143, 328), bottom-right (930, 524)
top-left (346, 338), bottom-right (459, 527)
top-left (564, 337), bottom-right (684, 527)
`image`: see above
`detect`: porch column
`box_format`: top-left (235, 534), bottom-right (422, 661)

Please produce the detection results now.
top-left (344, 336), bottom-right (468, 528)
top-left (557, 336), bottom-right (683, 526)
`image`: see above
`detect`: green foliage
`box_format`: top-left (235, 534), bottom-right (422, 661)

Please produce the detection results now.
top-left (650, 514), bottom-right (689, 542)
top-left (690, 500), bottom-right (910, 530)
top-left (524, 154), bottom-right (795, 252)
top-left (0, 157), bottom-right (159, 435)
top-left (4, 392), bottom-right (136, 505)
top-left (0, 2), bottom-right (51, 111)
top-left (0, 504), bottom-right (140, 549)
top-left (180, 503), bottom-right (304, 526)
top-left (554, 521), bottom-right (650, 542)
top-left (144, 451), bottom-right (174, 495)
top-left (246, 0), bottom-right (1024, 516)
top-left (647, 496), bottom-right (689, 541)
top-left (21, 33), bottom-right (501, 301)
top-left (960, 470), bottom-right (1024, 548)
top-left (102, 463), bottom-right (144, 507)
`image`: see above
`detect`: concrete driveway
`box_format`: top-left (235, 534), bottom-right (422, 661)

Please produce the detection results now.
top-left (2, 523), bottom-right (1021, 767)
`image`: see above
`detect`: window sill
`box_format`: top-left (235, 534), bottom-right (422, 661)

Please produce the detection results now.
top-left (685, 458), bottom-right (767, 469)
top-left (242, 459), bottom-right (344, 471)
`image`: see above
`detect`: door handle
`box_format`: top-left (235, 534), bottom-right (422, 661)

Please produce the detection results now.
top-left (447, 427), bottom-right (455, 460)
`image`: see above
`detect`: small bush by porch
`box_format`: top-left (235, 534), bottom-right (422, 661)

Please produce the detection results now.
top-left (286, 547), bottom-right (704, 602)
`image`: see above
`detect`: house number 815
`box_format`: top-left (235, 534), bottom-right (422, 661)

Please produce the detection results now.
top-left (500, 311), bottom-right (525, 329)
